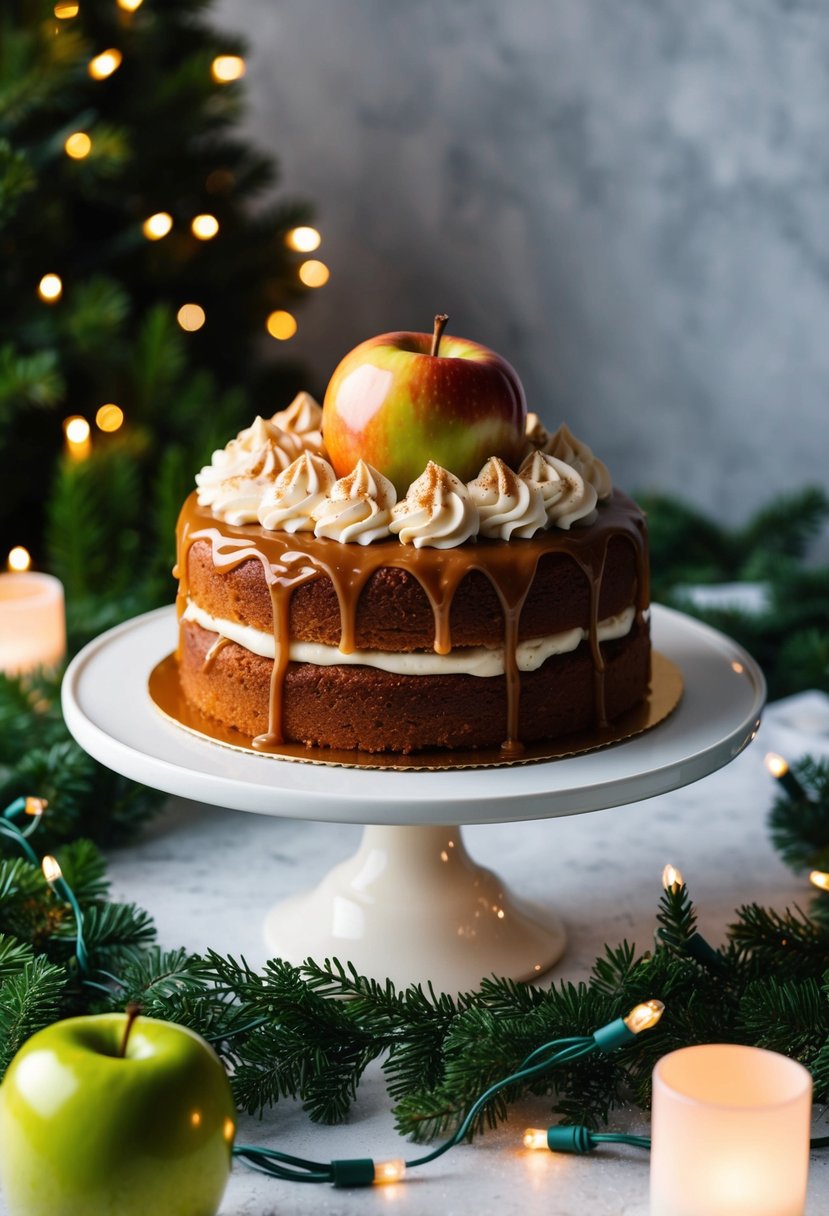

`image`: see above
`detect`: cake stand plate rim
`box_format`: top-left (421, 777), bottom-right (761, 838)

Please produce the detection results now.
top-left (60, 604), bottom-right (766, 825)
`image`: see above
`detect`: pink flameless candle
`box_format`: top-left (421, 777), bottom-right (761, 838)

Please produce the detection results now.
top-left (0, 572), bottom-right (66, 675)
top-left (651, 1044), bottom-right (812, 1216)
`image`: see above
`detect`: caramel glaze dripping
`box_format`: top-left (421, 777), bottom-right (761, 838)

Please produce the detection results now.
top-left (175, 491), bottom-right (649, 751)
top-left (202, 634), bottom-right (231, 673)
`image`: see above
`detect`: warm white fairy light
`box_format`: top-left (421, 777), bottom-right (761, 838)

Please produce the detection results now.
top-left (7, 547), bottom-right (31, 573)
top-left (117, 0), bottom-right (144, 10)
top-left (298, 259), bottom-right (329, 287)
top-left (373, 1160), bottom-right (406, 1185)
top-left (286, 226), bottom-right (321, 252)
top-left (810, 870), bottom-right (829, 892)
top-left (662, 863), bottom-right (684, 892)
top-left (522, 1128), bottom-right (548, 1151)
top-left (266, 310), bottom-right (297, 340)
top-left (42, 855), bottom-right (63, 884)
top-left (624, 999), bottom-right (665, 1035)
top-left (95, 404), bottom-right (124, 432)
top-left (765, 753), bottom-right (789, 779)
top-left (89, 48), bottom-right (122, 79)
top-left (64, 131), bottom-right (92, 159)
top-left (211, 55), bottom-right (246, 83)
top-left (38, 273), bottom-right (63, 302)
top-left (191, 214), bottom-right (219, 240)
top-left (25, 797), bottom-right (47, 817)
top-left (54, 2), bottom-right (79, 17)
top-left (177, 304), bottom-right (206, 332)
top-left (142, 212), bottom-right (173, 240)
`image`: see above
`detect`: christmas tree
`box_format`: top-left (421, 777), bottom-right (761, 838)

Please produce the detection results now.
top-left (0, 0), bottom-right (321, 640)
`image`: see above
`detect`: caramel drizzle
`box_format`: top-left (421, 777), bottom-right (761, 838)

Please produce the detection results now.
top-left (202, 634), bottom-right (231, 673)
top-left (175, 492), bottom-right (649, 751)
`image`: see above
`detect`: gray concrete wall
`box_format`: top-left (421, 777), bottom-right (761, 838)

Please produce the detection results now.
top-left (218, 0), bottom-right (829, 522)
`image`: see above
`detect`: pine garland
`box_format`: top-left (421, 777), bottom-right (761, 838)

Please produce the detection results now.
top-left (0, 756), bottom-right (828, 1140)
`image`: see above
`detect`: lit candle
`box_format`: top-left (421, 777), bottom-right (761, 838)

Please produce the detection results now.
top-left (651, 1044), bottom-right (812, 1216)
top-left (0, 557), bottom-right (66, 676)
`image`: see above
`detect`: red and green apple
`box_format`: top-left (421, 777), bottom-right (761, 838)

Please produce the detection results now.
top-left (0, 1010), bottom-right (236, 1216)
top-left (322, 315), bottom-right (527, 496)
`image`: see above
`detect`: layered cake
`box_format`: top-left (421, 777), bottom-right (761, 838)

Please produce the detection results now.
top-left (174, 322), bottom-right (650, 754)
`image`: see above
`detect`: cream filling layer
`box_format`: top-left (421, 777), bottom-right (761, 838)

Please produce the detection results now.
top-left (182, 601), bottom-right (640, 679)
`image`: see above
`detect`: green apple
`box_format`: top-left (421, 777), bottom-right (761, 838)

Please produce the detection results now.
top-left (322, 315), bottom-right (527, 496)
top-left (0, 1011), bottom-right (236, 1216)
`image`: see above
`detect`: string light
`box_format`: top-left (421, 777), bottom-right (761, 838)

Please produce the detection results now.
top-left (117, 0), bottom-right (144, 10)
top-left (266, 310), bottom-right (297, 340)
top-left (810, 870), bottom-right (829, 892)
top-left (54, 2), bottom-right (79, 16)
top-left (95, 404), bottom-right (124, 432)
top-left (7, 547), bottom-right (31, 573)
top-left (25, 797), bottom-right (47, 818)
top-left (765, 752), bottom-right (807, 801)
top-left (659, 863), bottom-right (726, 971)
top-left (88, 48), bottom-right (123, 79)
top-left (372, 1160), bottom-right (406, 1185)
top-left (63, 416), bottom-right (91, 460)
top-left (211, 55), bottom-right (246, 83)
top-left (38, 273), bottom-right (63, 302)
top-left (177, 304), bottom-right (206, 332)
top-left (623, 999), bottom-right (665, 1035)
top-left (64, 131), bottom-right (92, 159)
top-left (142, 212), bottom-right (173, 240)
top-left (286, 226), bottom-right (321, 252)
top-left (42, 855), bottom-right (62, 884)
top-left (298, 259), bottom-right (329, 288)
top-left (191, 214), bottom-right (219, 240)
top-left (662, 863), bottom-right (683, 893)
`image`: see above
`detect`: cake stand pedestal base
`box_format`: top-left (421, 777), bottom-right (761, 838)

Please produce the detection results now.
top-left (264, 824), bottom-right (566, 990)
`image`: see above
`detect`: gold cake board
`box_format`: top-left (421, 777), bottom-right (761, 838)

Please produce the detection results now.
top-left (148, 651), bottom-right (683, 772)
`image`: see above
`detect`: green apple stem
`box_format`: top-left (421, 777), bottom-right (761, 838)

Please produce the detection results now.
top-left (430, 313), bottom-right (449, 357)
top-left (119, 1003), bottom-right (142, 1058)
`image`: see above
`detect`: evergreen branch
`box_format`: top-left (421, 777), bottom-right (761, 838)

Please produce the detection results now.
top-left (0, 957), bottom-right (67, 1074)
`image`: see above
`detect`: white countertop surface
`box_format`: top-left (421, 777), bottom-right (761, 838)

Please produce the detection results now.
top-left (8, 693), bottom-right (829, 1215)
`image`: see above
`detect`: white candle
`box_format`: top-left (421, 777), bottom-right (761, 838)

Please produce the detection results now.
top-left (651, 1044), bottom-right (812, 1216)
top-left (0, 572), bottom-right (66, 675)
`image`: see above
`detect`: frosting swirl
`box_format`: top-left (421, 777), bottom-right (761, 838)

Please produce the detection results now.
top-left (312, 459), bottom-right (396, 545)
top-left (467, 456), bottom-right (547, 540)
top-left (524, 411), bottom-right (551, 453)
top-left (195, 416), bottom-right (304, 524)
top-left (544, 423), bottom-right (612, 500)
top-left (390, 462), bottom-right (479, 549)
top-left (518, 450), bottom-right (598, 530)
top-left (257, 452), bottom-right (336, 533)
top-left (272, 392), bottom-right (326, 456)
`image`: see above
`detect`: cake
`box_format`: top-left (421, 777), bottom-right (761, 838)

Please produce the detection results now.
top-left (174, 325), bottom-right (650, 755)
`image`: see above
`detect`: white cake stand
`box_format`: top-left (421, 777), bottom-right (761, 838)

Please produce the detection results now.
top-left (61, 604), bottom-right (764, 990)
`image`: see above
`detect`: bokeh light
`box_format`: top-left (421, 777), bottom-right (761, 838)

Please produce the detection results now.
top-left (142, 212), bottom-right (173, 240)
top-left (298, 259), bottom-right (330, 288)
top-left (95, 404), bottom-right (124, 432)
top-left (191, 214), bottom-right (219, 240)
top-left (211, 56), bottom-right (245, 83)
top-left (38, 274), bottom-right (63, 302)
top-left (177, 304), bottom-right (206, 332)
top-left (88, 49), bottom-right (122, 79)
top-left (286, 226), bottom-right (321, 252)
top-left (266, 310), bottom-right (297, 340)
top-left (64, 132), bottom-right (92, 159)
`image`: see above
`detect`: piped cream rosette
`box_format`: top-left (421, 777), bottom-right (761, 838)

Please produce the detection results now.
top-left (198, 395), bottom-right (613, 544)
top-left (196, 393), bottom-right (326, 525)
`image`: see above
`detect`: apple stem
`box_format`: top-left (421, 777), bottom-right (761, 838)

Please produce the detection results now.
top-left (119, 1002), bottom-right (142, 1058)
top-left (430, 313), bottom-right (449, 357)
